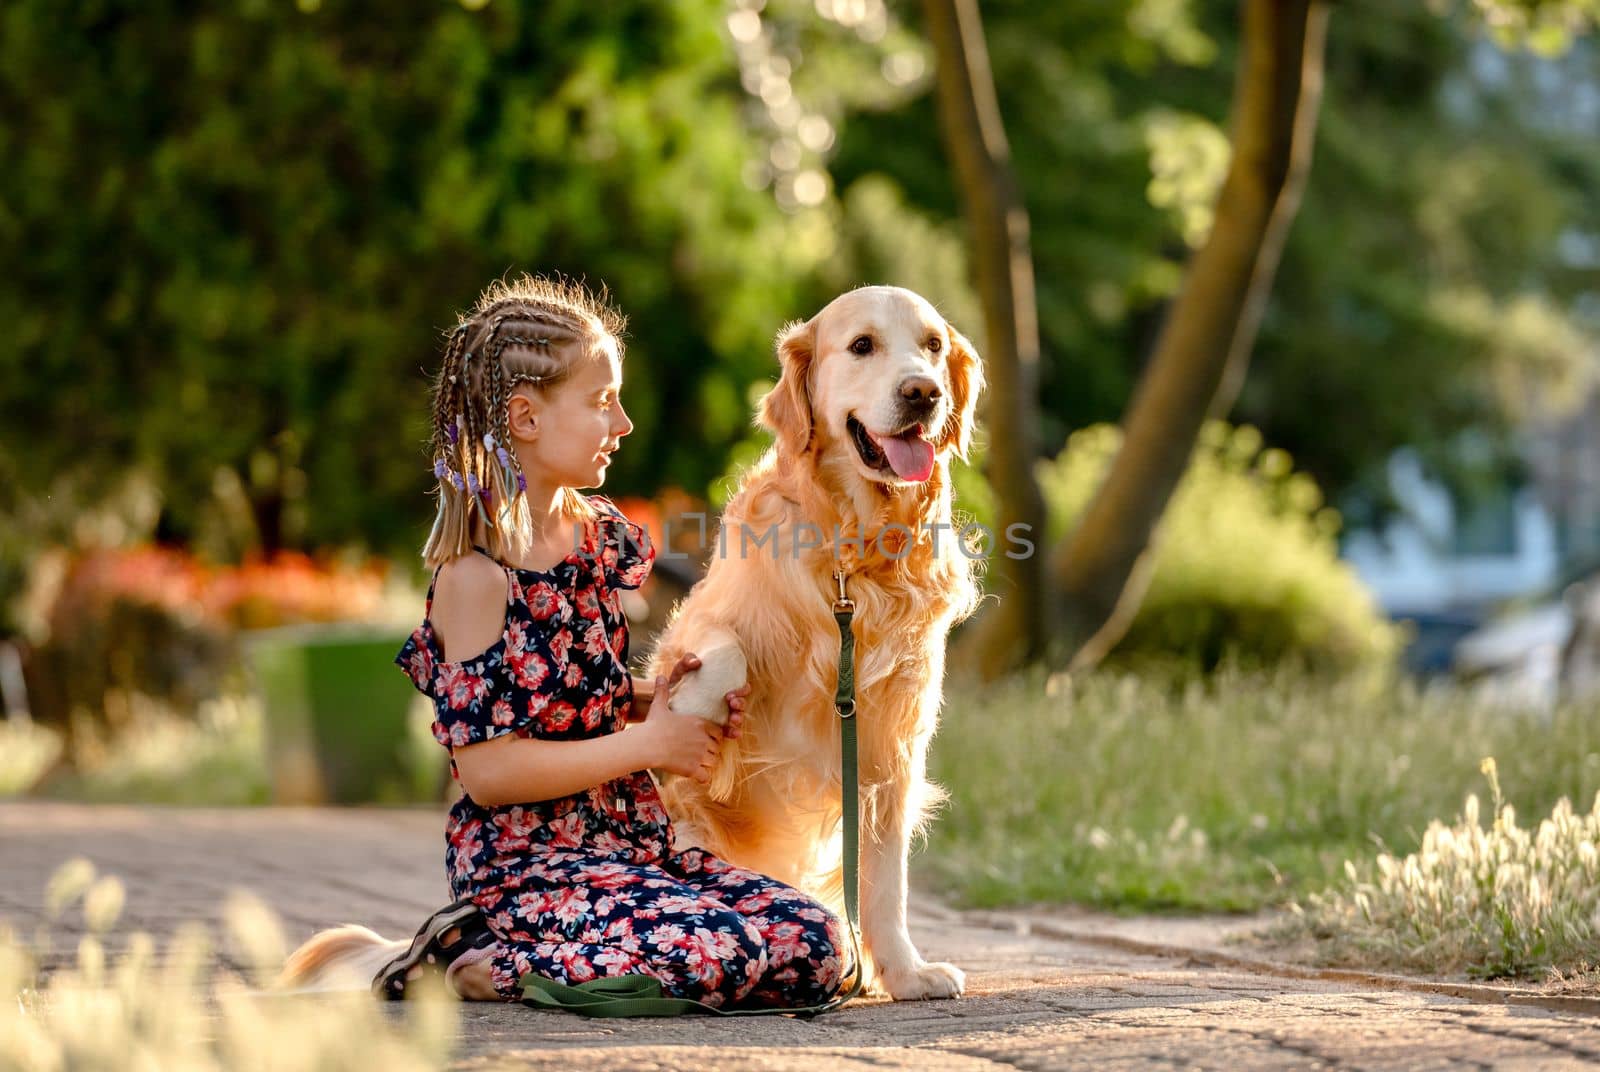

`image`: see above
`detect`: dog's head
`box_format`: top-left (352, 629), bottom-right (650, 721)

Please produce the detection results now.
top-left (760, 286), bottom-right (984, 485)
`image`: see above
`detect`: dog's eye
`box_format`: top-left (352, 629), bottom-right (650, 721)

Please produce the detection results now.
top-left (926, 336), bottom-right (943, 354)
top-left (849, 335), bottom-right (873, 356)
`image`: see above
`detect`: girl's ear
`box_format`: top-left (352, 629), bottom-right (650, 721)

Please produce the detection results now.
top-left (507, 392), bottom-right (540, 441)
top-left (936, 327), bottom-right (985, 461)
top-left (759, 318), bottom-right (816, 457)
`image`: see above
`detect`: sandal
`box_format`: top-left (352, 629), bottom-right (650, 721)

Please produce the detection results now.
top-left (372, 898), bottom-right (494, 1000)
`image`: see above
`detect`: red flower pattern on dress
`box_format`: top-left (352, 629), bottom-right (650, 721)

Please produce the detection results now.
top-left (759, 920), bottom-right (812, 969)
top-left (542, 699), bottom-right (578, 732)
top-left (592, 946), bottom-right (641, 974)
top-left (493, 805), bottom-right (542, 842)
top-left (580, 695), bottom-right (610, 730)
top-left (526, 582), bottom-right (562, 621)
top-left (589, 830), bottom-right (637, 857)
top-left (548, 626), bottom-right (574, 666)
top-left (545, 809), bottom-right (586, 849)
top-left (562, 660), bottom-right (584, 689)
top-left (618, 559), bottom-right (651, 588)
top-left (550, 888), bottom-right (593, 928)
top-left (505, 648), bottom-right (549, 691)
top-left (436, 663), bottom-right (490, 710)
top-left (582, 620), bottom-right (608, 659)
top-left (646, 922), bottom-right (689, 951)
top-left (406, 644), bottom-right (434, 688)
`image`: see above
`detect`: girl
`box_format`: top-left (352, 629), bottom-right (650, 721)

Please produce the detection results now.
top-left (378, 275), bottom-right (848, 1009)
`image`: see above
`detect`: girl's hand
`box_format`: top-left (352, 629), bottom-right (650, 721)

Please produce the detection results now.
top-left (722, 682), bottom-right (752, 741)
top-left (628, 653), bottom-right (702, 723)
top-left (640, 673), bottom-right (723, 782)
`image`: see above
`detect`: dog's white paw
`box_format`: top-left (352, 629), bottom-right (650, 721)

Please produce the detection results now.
top-left (880, 960), bottom-right (965, 1000)
top-left (666, 641), bottom-right (746, 727)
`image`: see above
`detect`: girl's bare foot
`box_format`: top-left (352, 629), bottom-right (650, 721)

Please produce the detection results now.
top-left (448, 957), bottom-right (498, 1001)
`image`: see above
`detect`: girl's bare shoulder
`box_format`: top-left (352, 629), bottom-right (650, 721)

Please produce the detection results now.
top-left (430, 554), bottom-right (509, 661)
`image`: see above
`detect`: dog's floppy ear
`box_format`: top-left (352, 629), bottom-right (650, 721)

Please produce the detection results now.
top-left (936, 326), bottom-right (985, 461)
top-left (759, 318), bottom-right (816, 457)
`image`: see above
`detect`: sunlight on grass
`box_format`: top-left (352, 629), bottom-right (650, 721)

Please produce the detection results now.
top-left (927, 666), bottom-right (1600, 915)
top-left (3, 859), bottom-right (457, 1071)
top-left (1272, 757), bottom-right (1600, 979)
top-left (32, 691), bottom-right (445, 806)
top-left (41, 694), bottom-right (271, 805)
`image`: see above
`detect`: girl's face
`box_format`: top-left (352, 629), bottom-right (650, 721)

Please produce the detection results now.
top-left (515, 336), bottom-right (634, 491)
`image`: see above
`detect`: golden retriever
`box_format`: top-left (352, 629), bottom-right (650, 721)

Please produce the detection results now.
top-left (648, 285), bottom-right (985, 1000)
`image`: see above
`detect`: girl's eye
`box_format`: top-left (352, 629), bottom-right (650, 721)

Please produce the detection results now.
top-left (849, 336), bottom-right (873, 356)
top-left (926, 337), bottom-right (943, 354)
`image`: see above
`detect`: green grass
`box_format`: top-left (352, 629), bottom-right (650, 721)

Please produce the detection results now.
top-left (925, 665), bottom-right (1600, 915)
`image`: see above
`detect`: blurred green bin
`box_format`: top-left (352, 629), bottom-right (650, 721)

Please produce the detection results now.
top-left (244, 623), bottom-right (431, 804)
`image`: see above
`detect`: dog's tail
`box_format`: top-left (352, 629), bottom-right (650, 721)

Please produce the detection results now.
top-left (276, 924), bottom-right (408, 993)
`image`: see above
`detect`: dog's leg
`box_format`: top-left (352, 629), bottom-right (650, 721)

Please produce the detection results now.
top-left (858, 753), bottom-right (965, 1000)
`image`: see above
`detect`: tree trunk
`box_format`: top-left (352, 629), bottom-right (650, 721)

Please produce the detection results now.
top-left (1050, 0), bottom-right (1331, 670)
top-left (923, 0), bottom-right (1051, 677)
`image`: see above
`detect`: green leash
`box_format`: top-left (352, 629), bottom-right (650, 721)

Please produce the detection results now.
top-left (518, 569), bottom-right (866, 1019)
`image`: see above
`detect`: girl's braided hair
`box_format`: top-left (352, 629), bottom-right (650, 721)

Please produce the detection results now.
top-left (422, 274), bottom-right (627, 568)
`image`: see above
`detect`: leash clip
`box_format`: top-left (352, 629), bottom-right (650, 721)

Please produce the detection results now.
top-left (832, 569), bottom-right (854, 613)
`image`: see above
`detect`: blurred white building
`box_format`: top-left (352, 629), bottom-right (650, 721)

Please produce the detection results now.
top-left (1341, 387), bottom-right (1600, 696)
top-left (1342, 450), bottom-right (1561, 617)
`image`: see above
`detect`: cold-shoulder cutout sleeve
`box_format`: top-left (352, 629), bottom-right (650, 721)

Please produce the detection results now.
top-left (394, 571), bottom-right (575, 754)
top-left (395, 624), bottom-right (525, 755)
top-left (587, 495), bottom-right (656, 591)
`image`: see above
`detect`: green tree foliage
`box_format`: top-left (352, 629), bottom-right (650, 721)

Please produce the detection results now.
top-left (826, 0), bottom-right (1598, 512)
top-left (0, 0), bottom-right (838, 563)
top-left (1242, 9), bottom-right (1599, 516)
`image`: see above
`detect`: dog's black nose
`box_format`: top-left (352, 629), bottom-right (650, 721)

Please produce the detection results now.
top-left (899, 376), bottom-right (942, 410)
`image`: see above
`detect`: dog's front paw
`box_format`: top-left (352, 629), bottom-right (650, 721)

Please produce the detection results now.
top-left (880, 960), bottom-right (965, 1000)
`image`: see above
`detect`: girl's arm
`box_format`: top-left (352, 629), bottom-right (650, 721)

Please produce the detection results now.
top-left (456, 680), bottom-right (751, 806)
top-left (457, 723), bottom-right (694, 806)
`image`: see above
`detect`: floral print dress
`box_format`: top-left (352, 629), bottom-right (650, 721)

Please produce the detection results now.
top-left (396, 494), bottom-right (847, 1007)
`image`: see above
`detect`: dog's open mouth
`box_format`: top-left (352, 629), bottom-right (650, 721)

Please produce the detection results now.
top-left (848, 415), bottom-right (936, 483)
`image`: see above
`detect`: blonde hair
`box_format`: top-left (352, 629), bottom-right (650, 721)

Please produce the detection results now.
top-left (421, 274), bottom-right (627, 569)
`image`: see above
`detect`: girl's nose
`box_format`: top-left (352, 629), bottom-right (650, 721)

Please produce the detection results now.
top-left (615, 402), bottom-right (634, 438)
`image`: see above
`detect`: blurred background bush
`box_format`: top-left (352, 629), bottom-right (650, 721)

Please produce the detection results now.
top-left (1036, 422), bottom-right (1403, 671)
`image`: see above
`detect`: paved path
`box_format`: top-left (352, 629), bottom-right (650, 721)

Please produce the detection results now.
top-left (4, 802), bottom-right (1600, 1070)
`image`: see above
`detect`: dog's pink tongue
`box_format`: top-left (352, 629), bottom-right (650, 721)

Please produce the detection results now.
top-left (880, 433), bottom-right (935, 482)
